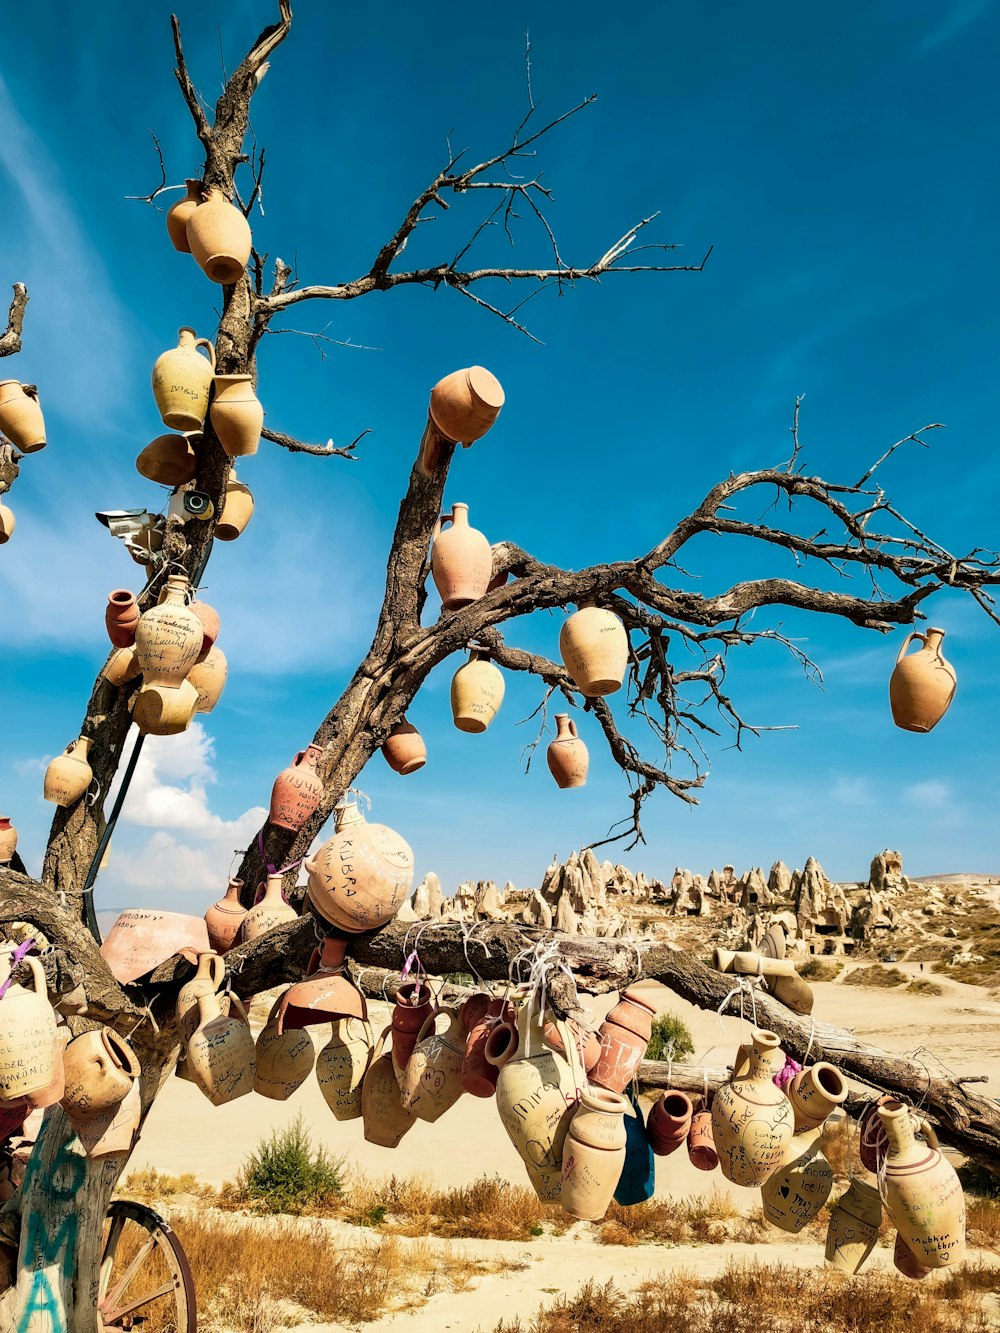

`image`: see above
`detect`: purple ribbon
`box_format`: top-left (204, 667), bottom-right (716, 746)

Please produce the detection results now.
top-left (0, 939), bottom-right (36, 1001)
top-left (773, 1055), bottom-right (802, 1092)
top-left (257, 830), bottom-right (302, 877)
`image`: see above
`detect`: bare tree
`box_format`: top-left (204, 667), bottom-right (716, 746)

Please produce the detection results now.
top-left (1, 7), bottom-right (998, 1331)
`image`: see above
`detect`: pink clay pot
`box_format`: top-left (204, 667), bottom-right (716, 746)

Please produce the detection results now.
top-left (276, 936), bottom-right (366, 1032)
top-left (105, 590), bottom-right (140, 648)
top-left (543, 1018), bottom-right (601, 1073)
top-left (591, 987), bottom-right (657, 1093)
top-left (687, 1110), bottom-right (719, 1172)
top-left (647, 1090), bottom-right (694, 1157)
top-left (391, 980), bottom-right (433, 1077)
top-left (269, 745), bottom-right (324, 832)
top-left (463, 998), bottom-right (513, 1098)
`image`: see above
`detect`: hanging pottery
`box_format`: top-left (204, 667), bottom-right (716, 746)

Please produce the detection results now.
top-left (305, 797), bottom-right (414, 934)
top-left (0, 953), bottom-right (57, 1100)
top-left (889, 628), bottom-right (957, 733)
top-left (204, 879), bottom-right (248, 953)
top-left (787, 1061), bottom-right (848, 1132)
top-left (561, 1087), bottom-right (632, 1221)
top-left (185, 188), bottom-right (253, 285)
top-left (688, 1110), bottom-right (719, 1171)
top-left (276, 936), bottom-right (366, 1031)
top-left (152, 328), bottom-right (216, 431)
top-left (242, 874), bottom-right (298, 942)
top-left (100, 909), bottom-right (209, 985)
top-left (210, 375), bottom-right (263, 457)
top-left (105, 591), bottom-right (140, 648)
top-left (317, 1017), bottom-right (374, 1121)
top-left (60, 1027), bottom-right (140, 1117)
top-left (825, 1178), bottom-right (883, 1275)
top-left (391, 980), bottom-right (434, 1084)
top-left (253, 997), bottom-right (315, 1101)
top-left (21, 1023), bottom-right (68, 1111)
top-left (381, 721), bottom-right (427, 776)
top-left (711, 1029), bottom-right (795, 1187)
top-left (431, 503), bottom-right (493, 611)
top-left (102, 646), bottom-right (141, 688)
top-left (135, 433), bottom-right (198, 486)
top-left (0, 502), bottom-right (14, 544)
top-left (132, 679), bottom-right (199, 736)
top-left (559, 606), bottom-right (628, 697)
top-left (269, 745), bottom-right (324, 831)
top-left (451, 653), bottom-right (504, 733)
top-left (166, 179), bottom-right (203, 253)
top-left (43, 738), bottom-right (93, 807)
top-left (646, 1090), bottom-right (693, 1157)
top-left (0, 816), bottom-right (17, 864)
top-left (215, 470), bottom-right (254, 541)
top-left (73, 1078), bottom-right (142, 1159)
top-left (176, 952), bottom-right (227, 1044)
top-left (894, 1231), bottom-right (933, 1281)
top-left (546, 714), bottom-right (589, 789)
top-left (361, 1026), bottom-right (418, 1148)
top-left (543, 1018), bottom-right (602, 1074)
top-left (878, 1099), bottom-right (966, 1269)
top-left (0, 380), bottom-right (46, 453)
top-left (591, 987), bottom-right (657, 1094)
top-left (399, 1006), bottom-right (466, 1123)
top-left (761, 1130), bottom-right (834, 1233)
top-left (188, 646), bottom-right (228, 714)
top-left (463, 998), bottom-right (513, 1097)
top-left (189, 600), bottom-right (220, 658)
top-left (134, 574), bottom-right (203, 687)
top-left (484, 1020), bottom-right (519, 1074)
top-left (187, 992), bottom-right (255, 1106)
top-left (614, 1084), bottom-right (656, 1206)
top-left (428, 366), bottom-right (505, 444)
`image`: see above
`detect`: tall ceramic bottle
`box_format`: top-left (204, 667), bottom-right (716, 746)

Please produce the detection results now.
top-left (546, 714), bottom-right (589, 789)
top-left (185, 188), bottom-right (253, 285)
top-left (560, 1087), bottom-right (632, 1221)
top-left (43, 738), bottom-right (93, 807)
top-left (0, 381), bottom-right (46, 452)
top-left (878, 1099), bottom-right (966, 1269)
top-left (711, 1029), bottom-right (794, 1186)
top-left (390, 980), bottom-right (434, 1085)
top-left (591, 987), bottom-right (657, 1094)
top-left (559, 605), bottom-right (628, 697)
top-left (176, 952), bottom-right (227, 1043)
top-left (187, 992), bottom-right (255, 1106)
top-left (210, 375), bottom-right (263, 457)
top-left (305, 798), bottom-right (414, 933)
top-left (166, 179), bottom-right (203, 252)
top-left (269, 746), bottom-right (324, 831)
top-left (152, 328), bottom-right (216, 431)
top-left (134, 575), bottom-right (203, 687)
top-left (889, 628), bottom-right (957, 732)
top-left (0, 954), bottom-right (57, 1100)
top-left (761, 1130), bottom-right (834, 1233)
top-left (431, 504), bottom-right (493, 610)
top-left (204, 879), bottom-right (248, 953)
top-left (242, 874), bottom-right (298, 941)
top-left (451, 653), bottom-right (505, 733)
top-left (317, 1017), bottom-right (374, 1121)
top-left (399, 1007), bottom-right (466, 1123)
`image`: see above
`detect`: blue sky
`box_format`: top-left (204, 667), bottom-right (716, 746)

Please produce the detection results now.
top-left (0, 0), bottom-right (997, 919)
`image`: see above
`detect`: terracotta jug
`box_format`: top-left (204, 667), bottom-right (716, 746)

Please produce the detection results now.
top-left (688, 1109), bottom-right (719, 1171)
top-left (559, 605), bottom-right (628, 697)
top-left (614, 1084), bottom-right (656, 1206)
top-left (761, 1130), bottom-right (834, 1233)
top-left (305, 798), bottom-right (414, 933)
top-left (100, 909), bottom-right (209, 984)
top-left (894, 1230), bottom-right (933, 1281)
top-left (215, 470), bottom-right (254, 541)
top-left (889, 628), bottom-right (957, 733)
top-left (543, 1018), bottom-right (601, 1074)
top-left (43, 738), bottom-right (93, 807)
top-left (592, 987), bottom-right (657, 1094)
top-left (253, 997), bottom-right (315, 1101)
top-left (269, 745), bottom-right (324, 831)
top-left (276, 936), bottom-right (366, 1031)
top-left (317, 1017), bottom-right (374, 1121)
top-left (0, 816), bottom-right (17, 864)
top-left (210, 374), bottom-right (263, 457)
top-left (825, 1178), bottom-right (883, 1275)
top-left (74, 1079), bottom-right (142, 1159)
top-left (0, 954), bottom-right (56, 1100)
top-left (768, 972), bottom-right (814, 1017)
top-left (878, 1099), bottom-right (966, 1269)
top-left (105, 590), bottom-right (140, 648)
top-left (135, 433), bottom-right (198, 486)
top-left (647, 1090), bottom-right (693, 1157)
top-left (391, 980), bottom-right (434, 1083)
top-left (204, 878), bottom-right (248, 953)
top-left (166, 179), bottom-right (203, 252)
top-left (361, 1026), bottom-right (417, 1148)
top-left (787, 1061), bottom-right (848, 1132)
top-left (188, 645), bottom-right (228, 714)
top-left (0, 502), bottom-right (14, 544)
top-left (381, 720), bottom-right (427, 775)
top-left (546, 714), bottom-right (589, 789)
top-left (463, 998), bottom-right (511, 1098)
top-left (711, 1029), bottom-right (795, 1186)
top-left (451, 653), bottom-right (504, 733)
top-left (561, 1087), bottom-right (632, 1221)
top-left (484, 1020), bottom-right (519, 1072)
top-left (494, 1004), bottom-right (584, 1202)
top-left (152, 328), bottom-right (216, 431)
top-left (428, 366), bottom-right (505, 443)
top-left (0, 380), bottom-right (46, 452)
top-left (189, 600), bottom-right (220, 658)
top-left (242, 874), bottom-right (297, 942)
top-left (135, 574), bottom-right (203, 687)
top-left (399, 1006), bottom-right (466, 1122)
top-left (187, 991), bottom-right (255, 1105)
top-left (176, 952), bottom-right (227, 1044)
top-left (102, 646), bottom-right (141, 687)
top-left (431, 504), bottom-right (493, 611)
top-left (61, 1028), bottom-right (139, 1116)
top-left (185, 187), bottom-right (253, 285)
top-left (132, 679), bottom-right (198, 736)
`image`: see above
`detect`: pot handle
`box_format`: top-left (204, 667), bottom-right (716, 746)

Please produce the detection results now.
top-left (895, 631), bottom-right (926, 666)
top-left (24, 956), bottom-right (46, 997)
top-left (371, 1024), bottom-right (393, 1063)
top-left (430, 510), bottom-right (453, 548)
top-left (568, 719), bottom-right (579, 739)
top-left (228, 994), bottom-right (249, 1025)
top-left (414, 1007), bottom-right (445, 1046)
top-left (195, 337), bottom-right (216, 371)
top-left (206, 954), bottom-right (226, 992)
top-left (916, 1116), bottom-right (940, 1151)
top-left (553, 1016), bottom-right (586, 1099)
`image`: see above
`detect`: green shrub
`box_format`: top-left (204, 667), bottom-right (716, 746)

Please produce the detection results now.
top-left (844, 965), bottom-right (907, 988)
top-left (236, 1114), bottom-right (345, 1214)
top-left (800, 958), bottom-right (843, 982)
top-left (645, 1013), bottom-right (694, 1062)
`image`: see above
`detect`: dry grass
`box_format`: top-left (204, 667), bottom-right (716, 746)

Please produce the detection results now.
top-left (844, 964), bottom-right (908, 988)
top-left (119, 1167), bottom-right (216, 1203)
top-left (596, 1189), bottom-right (765, 1247)
top-left (342, 1171), bottom-right (568, 1240)
top-left (967, 1195), bottom-right (1000, 1251)
top-left (907, 977), bottom-right (945, 996)
top-left (800, 957), bottom-right (844, 981)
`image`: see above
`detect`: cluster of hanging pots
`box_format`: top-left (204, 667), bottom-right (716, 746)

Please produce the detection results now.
top-left (0, 378), bottom-right (47, 545)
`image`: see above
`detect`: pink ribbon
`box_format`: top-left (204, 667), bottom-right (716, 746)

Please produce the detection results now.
top-left (257, 830), bottom-right (302, 877)
top-left (773, 1055), bottom-right (802, 1091)
top-left (0, 939), bottom-right (36, 1001)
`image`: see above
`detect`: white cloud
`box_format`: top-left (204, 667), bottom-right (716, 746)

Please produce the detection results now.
top-left (831, 775), bottom-right (873, 807)
top-left (902, 779), bottom-right (952, 809)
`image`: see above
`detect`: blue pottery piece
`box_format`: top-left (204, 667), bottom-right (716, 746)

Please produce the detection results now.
top-left (613, 1085), bottom-right (655, 1206)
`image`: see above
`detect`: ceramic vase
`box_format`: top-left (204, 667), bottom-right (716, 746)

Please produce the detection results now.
top-left (0, 380), bottom-right (46, 452)
top-left (60, 1027), bottom-right (139, 1117)
top-left (105, 591), bottom-right (140, 648)
top-left (647, 1090), bottom-right (693, 1157)
top-left (399, 1006), bottom-right (466, 1123)
top-left (428, 366), bottom-right (505, 443)
top-left (825, 1178), bottom-right (883, 1275)
top-left (0, 503), bottom-right (14, 544)
top-left (451, 653), bottom-right (504, 733)
top-left (559, 606), bottom-right (628, 697)
top-left (135, 574), bottom-right (203, 687)
top-left (135, 434), bottom-right (199, 486)
top-left (102, 646), bottom-right (141, 688)
top-left (688, 1110), bottom-right (719, 1171)
top-left (761, 1130), bottom-right (834, 1233)
top-left (546, 714), bottom-right (589, 789)
top-left (463, 998), bottom-right (511, 1098)
top-left (166, 179), bottom-right (202, 252)
top-left (132, 679), bottom-right (199, 736)
top-left (484, 1020), bottom-right (519, 1072)
top-left (269, 745), bottom-right (324, 831)
top-left (787, 1061), bottom-right (848, 1132)
top-left (889, 628), bottom-right (957, 733)
top-left (188, 646), bottom-right (228, 714)
top-left (317, 1017), bottom-right (374, 1121)
top-left (187, 992), bottom-right (255, 1106)
top-left (204, 879), bottom-right (248, 953)
top-left (185, 188), bottom-right (253, 285)
top-left (189, 600), bottom-right (220, 658)
top-left (711, 1029), bottom-right (795, 1187)
top-left (542, 1018), bottom-right (602, 1074)
top-left (431, 503), bottom-right (492, 611)
top-left (215, 471), bottom-right (254, 541)
top-left (0, 817), bottom-right (17, 864)
top-left (878, 1099), bottom-right (966, 1269)
top-left (391, 980), bottom-right (433, 1085)
top-left (614, 1084), bottom-right (656, 1206)
top-left (894, 1231), bottom-right (933, 1281)
top-left (43, 738), bottom-right (93, 807)
top-left (210, 374), bottom-right (263, 457)
top-left (152, 328), bottom-right (216, 431)
top-left (253, 998), bottom-right (315, 1101)
top-left (592, 987), bottom-right (657, 1094)
top-left (0, 954), bottom-right (56, 1100)
top-left (361, 1027), bottom-right (417, 1148)
top-left (242, 874), bottom-right (297, 941)
top-left (305, 798), bottom-right (414, 933)
top-left (176, 952), bottom-right (227, 1044)
top-left (561, 1087), bottom-right (631, 1221)
top-left (381, 721), bottom-right (427, 775)
top-left (275, 936), bottom-right (366, 1032)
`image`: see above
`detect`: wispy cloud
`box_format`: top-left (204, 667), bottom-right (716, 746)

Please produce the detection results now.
top-left (831, 775), bottom-right (874, 807)
top-left (902, 779), bottom-right (952, 809)
top-left (916, 0), bottom-right (992, 54)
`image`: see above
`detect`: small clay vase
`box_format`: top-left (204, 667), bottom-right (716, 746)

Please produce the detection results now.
top-left (187, 992), bottom-right (255, 1106)
top-left (210, 374), bottom-right (263, 457)
top-left (687, 1110), bottom-right (719, 1171)
top-left (889, 628), bottom-right (957, 732)
top-left (134, 574), bottom-right (203, 688)
top-left (787, 1061), bottom-right (848, 1132)
top-left (381, 721), bottom-right (427, 775)
top-left (0, 380), bottom-right (46, 452)
top-left (361, 1027), bottom-right (418, 1148)
top-left (60, 1027), bottom-right (140, 1116)
top-left (317, 1017), bottom-right (374, 1121)
top-left (215, 471), bottom-right (254, 541)
top-left (399, 1006), bottom-right (466, 1123)
top-left (105, 590), bottom-right (140, 648)
top-left (462, 998), bottom-right (512, 1098)
top-left (878, 1099), bottom-right (966, 1269)
top-left (151, 328), bottom-right (216, 431)
top-left (483, 1020), bottom-right (519, 1072)
top-left (711, 1029), bottom-right (795, 1187)
top-left (43, 738), bottom-right (93, 807)
top-left (166, 179), bottom-right (203, 253)
top-left (761, 1130), bottom-right (834, 1233)
top-left (242, 874), bottom-right (297, 942)
top-left (451, 652), bottom-right (504, 733)
top-left (559, 605), bottom-right (628, 697)
top-left (431, 503), bottom-right (492, 611)
top-left (546, 714), bottom-right (589, 789)
top-left (561, 1087), bottom-right (632, 1221)
top-left (542, 1018), bottom-right (601, 1073)
top-left (253, 997), bottom-right (315, 1101)
top-left (269, 745), bottom-right (324, 831)
top-left (102, 646), bottom-right (141, 687)
top-left (428, 366), bottom-right (505, 443)
top-left (894, 1231), bottom-right (933, 1281)
top-left (391, 980), bottom-right (434, 1085)
top-left (189, 600), bottom-right (220, 658)
top-left (204, 879), bottom-right (248, 953)
top-left (73, 1079), bottom-right (142, 1159)
top-left (132, 679), bottom-right (199, 736)
top-left (188, 645), bottom-right (228, 714)
top-left (0, 954), bottom-right (57, 1100)
top-left (176, 952), bottom-right (227, 1044)
top-left (135, 433), bottom-right (198, 486)
top-left (185, 187), bottom-right (253, 285)
top-left (0, 816), bottom-right (17, 864)
top-left (305, 798), bottom-right (414, 934)
top-left (646, 1090), bottom-right (694, 1157)
top-left (0, 502), bottom-right (14, 544)
top-left (825, 1178), bottom-right (883, 1275)
top-left (591, 987), bottom-right (657, 1094)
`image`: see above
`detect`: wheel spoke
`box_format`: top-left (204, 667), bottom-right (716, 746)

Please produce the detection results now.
top-left (101, 1235), bottom-right (156, 1313)
top-left (101, 1278), bottom-right (176, 1323)
top-left (99, 1211), bottom-right (127, 1304)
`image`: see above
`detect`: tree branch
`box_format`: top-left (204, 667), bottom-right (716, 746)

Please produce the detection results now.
top-left (0, 283), bottom-right (28, 359)
top-left (261, 425), bottom-right (368, 459)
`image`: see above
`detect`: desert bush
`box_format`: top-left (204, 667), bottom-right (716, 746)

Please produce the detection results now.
top-left (844, 965), bottom-right (907, 988)
top-left (234, 1115), bottom-right (345, 1214)
top-left (645, 1013), bottom-right (694, 1062)
top-left (959, 1161), bottom-right (1000, 1200)
top-left (799, 958), bottom-right (843, 981)
top-left (907, 978), bottom-right (944, 996)
top-left (119, 1168), bottom-right (214, 1203)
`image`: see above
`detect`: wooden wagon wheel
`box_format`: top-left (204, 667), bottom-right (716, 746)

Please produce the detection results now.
top-left (98, 1200), bottom-right (196, 1331)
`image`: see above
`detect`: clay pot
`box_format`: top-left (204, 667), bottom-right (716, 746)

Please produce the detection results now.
top-left (463, 998), bottom-right (511, 1098)
top-left (889, 628), bottom-right (957, 733)
top-left (166, 179), bottom-right (203, 252)
top-left (185, 188), bottom-right (253, 285)
top-left (74, 1079), bottom-right (142, 1159)
top-left (0, 502), bottom-right (13, 544)
top-left (152, 328), bottom-right (216, 431)
top-left (135, 574), bottom-right (203, 687)
top-left (204, 878), bottom-right (248, 953)
top-left (894, 1231), bottom-right (933, 1281)
top-left (713, 948), bottom-right (798, 979)
top-left (591, 987), bottom-right (657, 1094)
top-left (276, 936), bottom-right (366, 1031)
top-left (210, 374), bottom-right (263, 457)
top-left (132, 679), bottom-right (199, 736)
top-left (0, 954), bottom-right (56, 1100)
top-left (614, 1084), bottom-right (656, 1206)
top-left (105, 590), bottom-right (140, 648)
top-left (188, 646), bottom-right (228, 714)
top-left (176, 952), bottom-right (227, 1044)
top-left (857, 1093), bottom-right (895, 1173)
top-left (825, 1178), bottom-right (882, 1275)
top-left (484, 1021), bottom-right (519, 1071)
top-left (711, 1029), bottom-right (795, 1187)
top-left (400, 1006), bottom-right (466, 1122)
top-left (761, 1130), bottom-right (834, 1233)
top-left (318, 1017), bottom-right (374, 1120)
top-left (381, 720), bottom-right (427, 775)
top-left (22, 1024), bottom-right (68, 1110)
top-left (242, 874), bottom-right (297, 942)
top-left (687, 1110), bottom-right (719, 1171)
top-left (559, 606), bottom-right (628, 698)
top-left (428, 366), bottom-right (505, 443)
top-left (787, 1062), bottom-right (848, 1132)
top-left (43, 737), bottom-right (93, 807)
top-left (451, 653), bottom-right (504, 733)
top-left (646, 1090), bottom-right (693, 1157)
top-left (215, 472), bottom-right (254, 541)
top-left (543, 1018), bottom-right (602, 1073)
top-left (561, 1087), bottom-right (632, 1221)
top-left (269, 745), bottom-right (324, 831)
top-left (878, 1099), bottom-right (966, 1269)
top-left (135, 433), bottom-right (198, 486)
top-left (61, 1028), bottom-right (140, 1116)
top-left (461, 994), bottom-right (493, 1032)
top-left (431, 503), bottom-right (492, 611)
top-left (362, 1027), bottom-right (417, 1148)
top-left (102, 646), bottom-right (141, 687)
top-left (391, 980), bottom-right (434, 1083)
top-left (546, 714), bottom-right (589, 789)
top-left (100, 910), bottom-right (209, 985)
top-left (0, 380), bottom-right (46, 452)
top-left (187, 992), bottom-right (255, 1106)
top-left (305, 798), bottom-right (414, 934)
top-left (0, 816), bottom-right (17, 865)
top-left (189, 600), bottom-right (220, 658)
top-left (768, 972), bottom-right (814, 1017)
top-left (253, 998), bottom-right (315, 1101)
